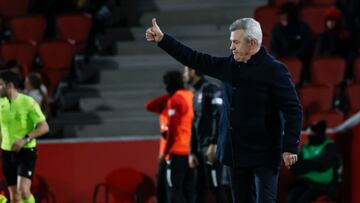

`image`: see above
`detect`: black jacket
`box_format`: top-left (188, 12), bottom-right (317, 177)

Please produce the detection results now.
top-left (158, 34), bottom-right (303, 167)
top-left (190, 78), bottom-right (222, 155)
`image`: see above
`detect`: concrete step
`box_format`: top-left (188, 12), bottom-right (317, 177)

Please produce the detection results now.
top-left (98, 69), bottom-right (171, 85)
top-left (142, 0), bottom-right (266, 12)
top-left (93, 54), bottom-right (182, 69)
top-left (65, 88), bottom-right (164, 99)
top-left (139, 6), bottom-right (258, 27)
top-left (131, 24), bottom-right (229, 41)
top-left (57, 109), bottom-right (150, 120)
top-left (116, 38), bottom-right (230, 55)
top-left (79, 93), bottom-right (163, 112)
top-left (52, 112), bottom-right (155, 125)
top-left (63, 119), bottom-right (160, 137)
top-left (74, 82), bottom-right (162, 92)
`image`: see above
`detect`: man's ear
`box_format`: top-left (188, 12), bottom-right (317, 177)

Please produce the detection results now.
top-left (250, 39), bottom-right (258, 51)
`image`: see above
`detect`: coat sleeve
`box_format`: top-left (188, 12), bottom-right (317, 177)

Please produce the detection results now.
top-left (272, 62), bottom-right (303, 154)
top-left (158, 33), bottom-right (230, 80)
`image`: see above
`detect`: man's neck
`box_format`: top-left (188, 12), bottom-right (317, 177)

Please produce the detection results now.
top-left (242, 46), bottom-right (261, 63)
top-left (7, 89), bottom-right (19, 100)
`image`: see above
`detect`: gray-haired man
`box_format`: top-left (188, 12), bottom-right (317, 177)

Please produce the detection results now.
top-left (146, 17), bottom-right (303, 202)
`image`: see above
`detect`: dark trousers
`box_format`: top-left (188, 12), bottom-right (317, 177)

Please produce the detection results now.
top-left (287, 182), bottom-right (326, 203)
top-left (229, 165), bottom-right (279, 203)
top-left (156, 161), bottom-right (167, 203)
top-left (166, 154), bottom-right (195, 203)
top-left (195, 155), bottom-right (228, 203)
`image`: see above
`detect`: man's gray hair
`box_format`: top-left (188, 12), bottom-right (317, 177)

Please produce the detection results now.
top-left (229, 18), bottom-right (263, 46)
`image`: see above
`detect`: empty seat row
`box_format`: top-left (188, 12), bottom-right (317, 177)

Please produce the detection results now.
top-left (280, 57), bottom-right (351, 87)
top-left (9, 13), bottom-right (92, 53)
top-left (269, 0), bottom-right (336, 6)
top-left (299, 84), bottom-right (360, 127)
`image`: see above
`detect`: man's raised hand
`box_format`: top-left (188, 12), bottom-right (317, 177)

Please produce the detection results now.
top-left (145, 18), bottom-right (164, 43)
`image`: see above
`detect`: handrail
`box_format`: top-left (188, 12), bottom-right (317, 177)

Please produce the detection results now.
top-left (328, 111), bottom-right (360, 134)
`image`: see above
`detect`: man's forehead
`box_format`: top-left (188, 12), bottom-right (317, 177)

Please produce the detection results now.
top-left (230, 29), bottom-right (245, 39)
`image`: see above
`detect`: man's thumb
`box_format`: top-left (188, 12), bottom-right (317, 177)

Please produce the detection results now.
top-left (152, 18), bottom-right (159, 29)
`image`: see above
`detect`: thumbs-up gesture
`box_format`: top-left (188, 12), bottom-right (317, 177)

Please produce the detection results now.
top-left (145, 18), bottom-right (164, 43)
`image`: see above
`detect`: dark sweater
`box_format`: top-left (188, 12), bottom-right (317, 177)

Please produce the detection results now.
top-left (158, 34), bottom-right (303, 167)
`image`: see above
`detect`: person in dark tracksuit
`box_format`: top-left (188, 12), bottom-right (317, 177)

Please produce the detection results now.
top-left (184, 66), bottom-right (228, 203)
top-left (146, 17), bottom-right (303, 203)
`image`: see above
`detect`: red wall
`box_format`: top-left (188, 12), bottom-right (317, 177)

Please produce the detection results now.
top-left (6, 126), bottom-right (358, 203)
top-left (36, 139), bottom-right (159, 203)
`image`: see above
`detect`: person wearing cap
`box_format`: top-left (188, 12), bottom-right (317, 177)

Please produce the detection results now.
top-left (315, 7), bottom-right (349, 58)
top-left (288, 120), bottom-right (343, 203)
top-left (270, 2), bottom-right (313, 81)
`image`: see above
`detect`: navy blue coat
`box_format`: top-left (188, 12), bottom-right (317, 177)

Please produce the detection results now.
top-left (158, 34), bottom-right (303, 167)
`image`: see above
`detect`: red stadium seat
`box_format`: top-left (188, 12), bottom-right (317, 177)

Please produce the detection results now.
top-left (56, 13), bottom-right (92, 53)
top-left (39, 40), bottom-right (74, 96)
top-left (271, 0), bottom-right (300, 6)
top-left (353, 58), bottom-right (360, 84)
top-left (300, 6), bottom-right (327, 35)
top-left (1, 41), bottom-right (36, 75)
top-left (309, 0), bottom-right (336, 6)
top-left (299, 85), bottom-right (333, 114)
top-left (308, 111), bottom-right (344, 128)
top-left (0, 0), bottom-right (30, 18)
top-left (10, 15), bottom-right (46, 45)
top-left (93, 168), bottom-right (155, 203)
top-left (254, 6), bottom-right (278, 47)
top-left (311, 57), bottom-right (346, 87)
top-left (346, 84), bottom-right (360, 112)
top-left (279, 57), bottom-right (302, 85)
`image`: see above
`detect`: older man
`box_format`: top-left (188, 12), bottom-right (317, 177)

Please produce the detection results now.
top-left (145, 18), bottom-right (302, 202)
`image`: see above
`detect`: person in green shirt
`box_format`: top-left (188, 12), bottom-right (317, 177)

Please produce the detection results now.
top-left (288, 120), bottom-right (342, 203)
top-left (0, 71), bottom-right (49, 203)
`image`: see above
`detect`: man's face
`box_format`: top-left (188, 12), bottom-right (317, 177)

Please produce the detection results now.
top-left (0, 79), bottom-right (7, 97)
top-left (183, 66), bottom-right (195, 85)
top-left (229, 30), bottom-right (253, 62)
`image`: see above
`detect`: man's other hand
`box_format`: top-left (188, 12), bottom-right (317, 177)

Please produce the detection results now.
top-left (283, 152), bottom-right (298, 168)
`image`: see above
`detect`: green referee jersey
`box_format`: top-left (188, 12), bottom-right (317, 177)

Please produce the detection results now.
top-left (0, 93), bottom-right (46, 151)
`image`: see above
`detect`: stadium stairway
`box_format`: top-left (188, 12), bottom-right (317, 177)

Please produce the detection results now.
top-left (49, 0), bottom-right (267, 138)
